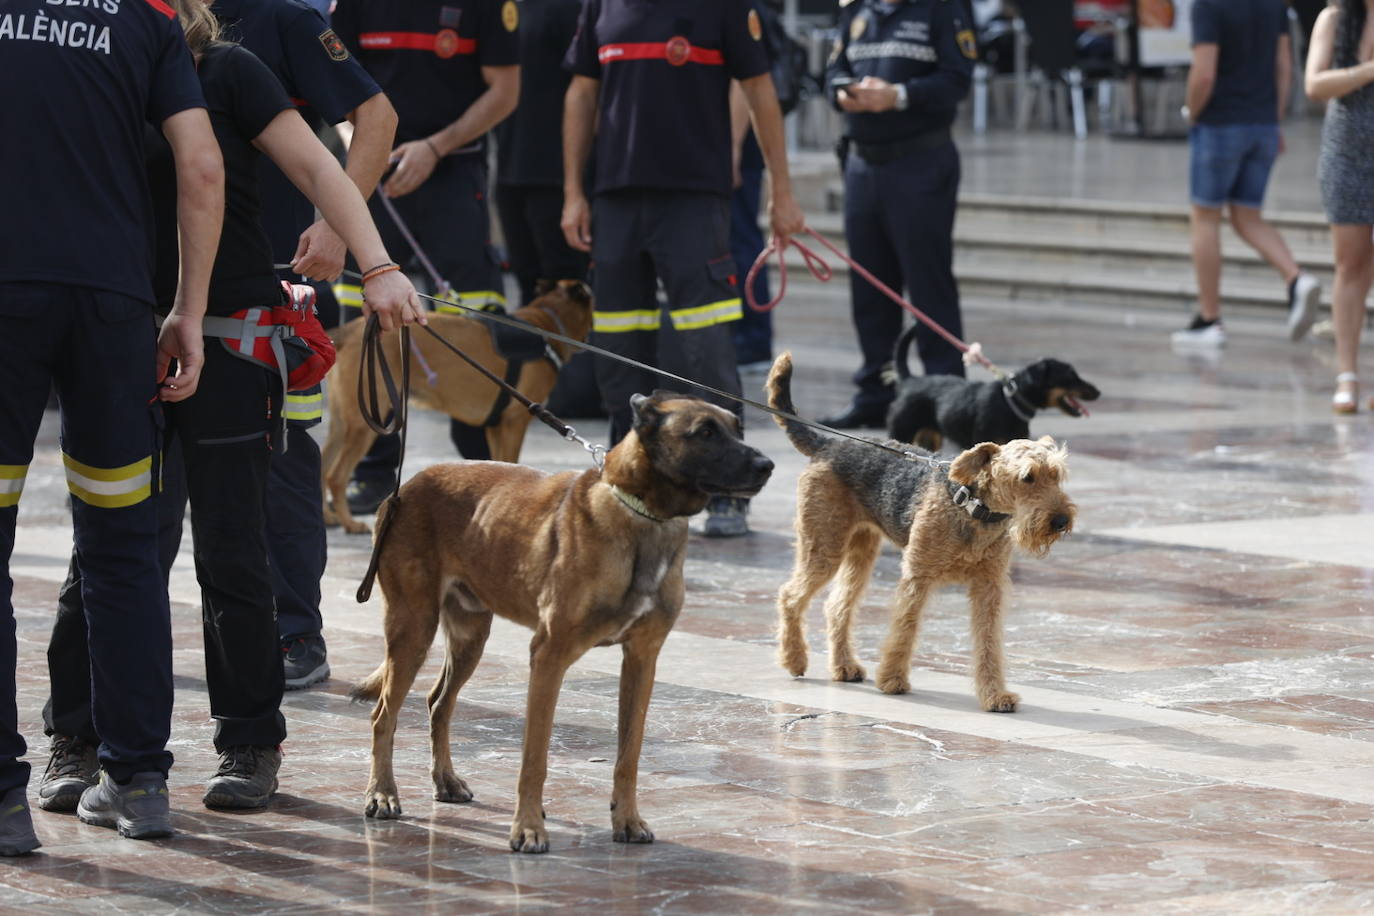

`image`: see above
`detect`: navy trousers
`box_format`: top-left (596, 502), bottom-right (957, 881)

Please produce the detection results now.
top-left (730, 165), bottom-right (772, 366)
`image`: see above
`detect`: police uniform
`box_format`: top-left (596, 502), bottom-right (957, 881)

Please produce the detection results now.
top-left (826, 0), bottom-right (974, 425)
top-left (0, 0), bottom-right (203, 794)
top-left (331, 0), bottom-right (518, 468)
top-left (565, 0), bottom-right (769, 443)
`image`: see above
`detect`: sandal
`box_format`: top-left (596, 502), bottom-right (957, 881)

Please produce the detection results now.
top-left (1334, 372), bottom-right (1359, 414)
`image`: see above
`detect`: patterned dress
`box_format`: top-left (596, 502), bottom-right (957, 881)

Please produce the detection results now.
top-left (1319, 79), bottom-right (1374, 225)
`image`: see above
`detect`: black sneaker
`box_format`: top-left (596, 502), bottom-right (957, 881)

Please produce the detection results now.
top-left (702, 496), bottom-right (750, 538)
top-left (345, 478), bottom-right (391, 516)
top-left (818, 403), bottom-right (888, 429)
top-left (77, 770), bottom-right (172, 839)
top-left (0, 785), bottom-right (40, 856)
top-left (282, 636), bottom-right (330, 691)
top-left (37, 734), bottom-right (98, 812)
top-left (203, 745), bottom-right (281, 810)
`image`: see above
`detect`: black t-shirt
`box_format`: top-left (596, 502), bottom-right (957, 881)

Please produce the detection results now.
top-left (1191, 0), bottom-right (1289, 126)
top-left (563, 0), bottom-right (770, 196)
top-left (214, 0), bottom-right (383, 263)
top-left (0, 0), bottom-right (205, 304)
top-left (148, 43), bottom-right (294, 315)
top-left (332, 0), bottom-right (520, 148)
top-left (495, 0), bottom-right (581, 188)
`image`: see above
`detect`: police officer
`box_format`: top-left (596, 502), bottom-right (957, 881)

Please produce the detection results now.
top-left (820, 0), bottom-right (975, 429)
top-left (562, 0), bottom-right (805, 537)
top-left (330, 0), bottom-right (521, 507)
top-left (0, 0), bottom-right (224, 849)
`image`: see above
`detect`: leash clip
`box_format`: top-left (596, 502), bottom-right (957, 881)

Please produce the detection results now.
top-left (560, 424), bottom-right (606, 470)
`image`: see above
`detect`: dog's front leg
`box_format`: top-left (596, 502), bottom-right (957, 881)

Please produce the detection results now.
top-left (875, 565), bottom-right (935, 695)
top-left (511, 627), bottom-right (575, 854)
top-left (611, 625), bottom-right (668, 844)
top-left (967, 567), bottom-right (1019, 712)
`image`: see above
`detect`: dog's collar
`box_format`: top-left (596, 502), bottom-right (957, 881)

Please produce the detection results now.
top-left (608, 484), bottom-right (666, 522)
top-left (949, 482), bottom-right (1010, 524)
top-left (1001, 379), bottom-right (1036, 424)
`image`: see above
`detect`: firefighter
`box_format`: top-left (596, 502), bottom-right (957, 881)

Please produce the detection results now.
top-left (562, 0), bottom-right (805, 536)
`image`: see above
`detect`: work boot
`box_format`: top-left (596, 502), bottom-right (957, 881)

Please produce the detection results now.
top-left (703, 496), bottom-right (750, 538)
top-left (37, 734), bottom-right (98, 812)
top-left (0, 786), bottom-right (40, 856)
top-left (345, 478), bottom-right (391, 516)
top-left (203, 745), bottom-right (281, 810)
top-left (77, 771), bottom-right (172, 840)
top-left (282, 635), bottom-right (330, 691)
top-left (818, 403), bottom-right (887, 429)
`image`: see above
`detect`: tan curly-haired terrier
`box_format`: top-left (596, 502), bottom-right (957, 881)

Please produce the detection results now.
top-left (767, 353), bottom-right (1074, 712)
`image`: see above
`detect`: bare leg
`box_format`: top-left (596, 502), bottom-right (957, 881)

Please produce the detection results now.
top-left (1191, 204), bottom-right (1224, 321)
top-left (1331, 225), bottom-right (1374, 401)
top-left (1229, 204), bottom-right (1299, 284)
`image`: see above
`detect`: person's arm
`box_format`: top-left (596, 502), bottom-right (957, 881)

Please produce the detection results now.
top-left (738, 73), bottom-right (804, 245)
top-left (561, 75), bottom-right (599, 252)
top-left (1305, 6), bottom-right (1374, 101)
top-left (254, 109), bottom-right (425, 330)
top-left (1276, 32), bottom-right (1292, 121)
top-left (842, 4), bottom-right (973, 113)
top-left (729, 80), bottom-right (751, 187)
top-left (291, 91), bottom-right (398, 281)
top-left (1185, 43), bottom-right (1218, 123)
top-left (385, 64), bottom-right (519, 198)
top-left (158, 107), bottom-right (224, 401)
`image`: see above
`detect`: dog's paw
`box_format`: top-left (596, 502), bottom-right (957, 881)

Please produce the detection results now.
top-left (981, 690), bottom-right (1020, 713)
top-left (343, 519), bottom-right (371, 536)
top-left (778, 646), bottom-right (808, 678)
top-left (612, 814), bottom-right (655, 845)
top-left (876, 671), bottom-right (910, 695)
top-left (364, 790), bottom-right (402, 819)
top-left (829, 660), bottom-right (866, 683)
top-left (509, 821), bottom-right (550, 854)
top-left (433, 772), bottom-right (474, 804)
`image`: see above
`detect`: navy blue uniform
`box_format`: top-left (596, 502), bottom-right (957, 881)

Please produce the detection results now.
top-left (828, 0), bottom-right (974, 418)
top-left (565, 0), bottom-right (769, 441)
top-left (0, 0), bottom-right (204, 791)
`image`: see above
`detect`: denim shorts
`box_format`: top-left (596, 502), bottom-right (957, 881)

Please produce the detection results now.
top-left (1189, 123), bottom-right (1280, 209)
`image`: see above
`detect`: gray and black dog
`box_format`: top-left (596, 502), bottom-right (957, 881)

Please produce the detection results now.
top-left (887, 324), bottom-right (1100, 451)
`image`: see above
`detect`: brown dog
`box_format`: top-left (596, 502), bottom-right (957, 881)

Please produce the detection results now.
top-left (767, 353), bottom-right (1074, 712)
top-left (352, 392), bottom-right (774, 853)
top-left (322, 279), bottom-right (594, 533)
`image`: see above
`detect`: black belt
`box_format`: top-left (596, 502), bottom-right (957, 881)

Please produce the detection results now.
top-left (852, 128), bottom-right (952, 165)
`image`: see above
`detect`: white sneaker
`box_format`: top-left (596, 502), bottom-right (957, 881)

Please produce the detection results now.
top-left (1287, 273), bottom-right (1321, 341)
top-left (1171, 316), bottom-right (1226, 348)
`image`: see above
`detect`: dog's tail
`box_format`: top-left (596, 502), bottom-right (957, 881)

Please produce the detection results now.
top-left (350, 665), bottom-right (385, 704)
top-left (892, 324), bottom-right (919, 382)
top-left (765, 352), bottom-right (827, 457)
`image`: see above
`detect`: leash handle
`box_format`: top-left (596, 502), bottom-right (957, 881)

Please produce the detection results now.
top-left (355, 316), bottom-right (411, 603)
top-left (744, 234), bottom-right (831, 313)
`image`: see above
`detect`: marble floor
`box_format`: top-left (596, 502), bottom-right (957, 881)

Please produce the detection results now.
top-left (6, 129), bottom-right (1374, 913)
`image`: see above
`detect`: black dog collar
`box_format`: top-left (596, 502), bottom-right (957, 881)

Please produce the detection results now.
top-left (1001, 379), bottom-right (1036, 424)
top-left (949, 483), bottom-right (1010, 524)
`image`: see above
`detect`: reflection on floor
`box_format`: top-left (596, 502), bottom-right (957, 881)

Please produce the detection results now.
top-left (7, 182), bottom-right (1374, 911)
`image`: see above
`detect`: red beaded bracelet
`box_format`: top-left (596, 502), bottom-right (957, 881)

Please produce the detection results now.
top-left (362, 263), bottom-right (401, 283)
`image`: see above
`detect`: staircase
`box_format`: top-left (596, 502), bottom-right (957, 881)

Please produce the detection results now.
top-left (808, 192), bottom-right (1333, 315)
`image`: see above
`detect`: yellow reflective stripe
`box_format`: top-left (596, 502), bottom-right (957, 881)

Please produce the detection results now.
top-left (669, 298), bottom-right (742, 331)
top-left (284, 393), bottom-right (324, 421)
top-left (63, 454), bottom-right (152, 509)
top-left (592, 309), bottom-right (661, 333)
top-left (0, 464), bottom-right (26, 508)
top-left (334, 282), bottom-right (364, 309)
top-left (434, 290), bottom-right (508, 313)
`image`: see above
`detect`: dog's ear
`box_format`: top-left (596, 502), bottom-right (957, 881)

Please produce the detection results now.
top-left (949, 442), bottom-right (999, 485)
top-left (557, 279), bottom-right (593, 306)
top-left (630, 393), bottom-right (663, 436)
top-left (1037, 435), bottom-right (1057, 448)
top-left (533, 278), bottom-right (557, 297)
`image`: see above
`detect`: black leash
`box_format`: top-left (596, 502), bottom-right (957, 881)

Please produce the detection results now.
top-left (355, 315), bottom-right (410, 603)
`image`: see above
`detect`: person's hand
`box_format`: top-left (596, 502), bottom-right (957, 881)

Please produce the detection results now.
top-left (363, 269), bottom-right (427, 331)
top-left (290, 218), bottom-right (347, 282)
top-left (156, 310), bottom-right (205, 402)
top-left (837, 87), bottom-right (864, 113)
top-left (844, 77), bottom-right (900, 113)
top-left (383, 139), bottom-right (441, 198)
top-left (768, 187), bottom-right (805, 248)
top-left (561, 192), bottom-right (592, 252)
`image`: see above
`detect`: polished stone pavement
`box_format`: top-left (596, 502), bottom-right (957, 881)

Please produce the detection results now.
top-left (6, 126), bottom-right (1374, 914)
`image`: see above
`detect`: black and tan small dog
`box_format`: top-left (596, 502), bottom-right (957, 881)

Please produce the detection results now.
top-left (768, 353), bottom-right (1074, 712)
top-left (353, 392), bottom-right (773, 854)
top-left (887, 324), bottom-right (1100, 451)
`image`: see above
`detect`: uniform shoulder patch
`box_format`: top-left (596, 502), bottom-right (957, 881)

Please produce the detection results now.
top-left (956, 28), bottom-right (977, 60)
top-left (501, 0), bottom-right (519, 32)
top-left (747, 8), bottom-right (762, 41)
top-left (319, 28), bottom-right (349, 61)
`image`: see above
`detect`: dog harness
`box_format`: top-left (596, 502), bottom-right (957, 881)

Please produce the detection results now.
top-left (948, 481), bottom-right (1009, 524)
top-left (479, 305), bottom-right (569, 428)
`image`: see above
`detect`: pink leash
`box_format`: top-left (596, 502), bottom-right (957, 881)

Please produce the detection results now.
top-left (375, 191), bottom-right (443, 387)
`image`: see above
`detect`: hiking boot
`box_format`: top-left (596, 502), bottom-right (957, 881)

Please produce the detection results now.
top-left (37, 734), bottom-right (98, 812)
top-left (77, 771), bottom-right (172, 840)
top-left (0, 785), bottom-right (40, 856)
top-left (702, 496), bottom-right (750, 538)
top-left (203, 745), bottom-right (280, 810)
top-left (1170, 315), bottom-right (1226, 348)
top-left (818, 403), bottom-right (887, 429)
top-left (282, 636), bottom-right (330, 691)
top-left (1286, 273), bottom-right (1321, 342)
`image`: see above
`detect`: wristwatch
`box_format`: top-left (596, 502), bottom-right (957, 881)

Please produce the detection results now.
top-left (894, 83), bottom-right (909, 112)
top-left (1180, 105), bottom-right (1191, 122)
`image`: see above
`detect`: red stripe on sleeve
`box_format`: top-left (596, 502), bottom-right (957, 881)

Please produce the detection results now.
top-left (142, 0), bottom-right (176, 19)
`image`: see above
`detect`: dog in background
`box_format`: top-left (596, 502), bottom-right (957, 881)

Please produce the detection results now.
top-left (768, 353), bottom-right (1074, 712)
top-left (322, 279), bottom-right (594, 534)
top-left (886, 324), bottom-right (1100, 451)
top-left (353, 392), bottom-right (774, 853)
